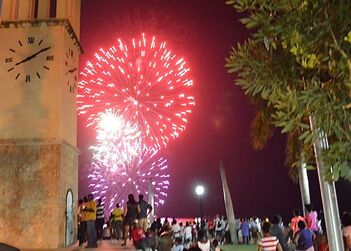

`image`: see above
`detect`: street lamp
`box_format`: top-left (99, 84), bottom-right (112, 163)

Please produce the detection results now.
top-left (195, 185), bottom-right (205, 228)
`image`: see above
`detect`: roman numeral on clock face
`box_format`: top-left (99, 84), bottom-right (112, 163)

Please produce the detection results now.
top-left (25, 75), bottom-right (31, 83)
top-left (27, 37), bottom-right (34, 44)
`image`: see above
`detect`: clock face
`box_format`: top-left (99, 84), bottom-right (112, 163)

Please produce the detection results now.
top-left (4, 36), bottom-right (54, 83)
top-left (64, 48), bottom-right (77, 93)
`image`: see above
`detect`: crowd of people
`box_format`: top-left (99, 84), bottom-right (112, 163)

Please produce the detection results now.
top-left (232, 205), bottom-right (351, 251)
top-left (77, 196), bottom-right (351, 251)
top-left (77, 193), bottom-right (153, 248)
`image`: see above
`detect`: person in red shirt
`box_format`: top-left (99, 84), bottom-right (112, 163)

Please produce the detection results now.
top-left (290, 209), bottom-right (305, 237)
top-left (131, 221), bottom-right (145, 248)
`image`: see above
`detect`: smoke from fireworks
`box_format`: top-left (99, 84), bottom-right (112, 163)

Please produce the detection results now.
top-left (88, 147), bottom-right (170, 212)
top-left (78, 33), bottom-right (195, 149)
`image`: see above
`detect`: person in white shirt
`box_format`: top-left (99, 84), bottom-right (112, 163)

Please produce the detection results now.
top-left (215, 216), bottom-right (225, 244)
top-left (197, 230), bottom-right (210, 251)
top-left (184, 221), bottom-right (192, 243)
top-left (222, 218), bottom-right (228, 243)
top-left (171, 237), bottom-right (184, 251)
top-left (179, 222), bottom-right (185, 241)
top-left (214, 215), bottom-right (222, 240)
top-left (212, 239), bottom-right (221, 251)
top-left (172, 219), bottom-right (181, 239)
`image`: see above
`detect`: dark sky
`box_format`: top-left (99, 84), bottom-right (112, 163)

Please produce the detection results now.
top-left (78, 0), bottom-right (351, 222)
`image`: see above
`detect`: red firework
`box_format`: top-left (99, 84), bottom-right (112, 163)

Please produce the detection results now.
top-left (78, 33), bottom-right (195, 149)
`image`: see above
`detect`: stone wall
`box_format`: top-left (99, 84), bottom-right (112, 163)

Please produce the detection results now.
top-left (0, 139), bottom-right (78, 249)
top-left (58, 141), bottom-right (78, 246)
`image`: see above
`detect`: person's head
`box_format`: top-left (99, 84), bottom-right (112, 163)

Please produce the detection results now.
top-left (138, 194), bottom-right (144, 201)
top-left (78, 199), bottom-right (83, 205)
top-left (305, 203), bottom-right (313, 213)
top-left (186, 221), bottom-right (190, 227)
top-left (298, 220), bottom-right (306, 230)
top-left (197, 230), bottom-right (205, 241)
top-left (88, 193), bottom-right (93, 201)
top-left (128, 194), bottom-right (135, 203)
top-left (83, 196), bottom-right (88, 202)
top-left (261, 221), bottom-right (271, 234)
top-left (293, 209), bottom-right (301, 217)
top-left (163, 225), bottom-right (171, 232)
top-left (132, 220), bottom-right (139, 228)
top-left (175, 237), bottom-right (182, 245)
top-left (212, 239), bottom-right (219, 248)
top-left (116, 203), bottom-right (120, 208)
top-left (98, 198), bottom-right (102, 204)
top-left (272, 215), bottom-right (282, 225)
top-left (341, 212), bottom-right (351, 227)
top-left (188, 246), bottom-right (201, 251)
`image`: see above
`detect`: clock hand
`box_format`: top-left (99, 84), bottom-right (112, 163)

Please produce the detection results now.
top-left (15, 46), bottom-right (51, 66)
top-left (68, 67), bottom-right (77, 73)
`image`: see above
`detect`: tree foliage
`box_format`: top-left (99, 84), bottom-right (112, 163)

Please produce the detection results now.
top-left (226, 0), bottom-right (351, 181)
top-left (248, 97), bottom-right (274, 150)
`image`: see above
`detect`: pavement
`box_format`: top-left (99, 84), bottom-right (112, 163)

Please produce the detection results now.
top-left (22, 240), bottom-right (136, 251)
top-left (5, 241), bottom-right (253, 251)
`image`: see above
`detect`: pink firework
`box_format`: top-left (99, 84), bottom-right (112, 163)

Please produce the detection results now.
top-left (78, 33), bottom-right (195, 149)
top-left (88, 147), bottom-right (170, 212)
top-left (90, 109), bottom-right (141, 172)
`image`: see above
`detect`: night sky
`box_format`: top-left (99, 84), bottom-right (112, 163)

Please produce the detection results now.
top-left (78, 0), bottom-right (351, 222)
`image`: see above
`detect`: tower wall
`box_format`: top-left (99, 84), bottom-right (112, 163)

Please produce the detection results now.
top-left (0, 139), bottom-right (78, 248)
top-left (0, 1), bottom-right (81, 247)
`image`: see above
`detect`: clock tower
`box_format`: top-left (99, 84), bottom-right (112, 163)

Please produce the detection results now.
top-left (0, 0), bottom-right (81, 248)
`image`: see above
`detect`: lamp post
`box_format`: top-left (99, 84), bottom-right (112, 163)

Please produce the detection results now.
top-left (195, 185), bottom-right (205, 228)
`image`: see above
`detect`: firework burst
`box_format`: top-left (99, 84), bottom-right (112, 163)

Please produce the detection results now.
top-left (78, 33), bottom-right (195, 149)
top-left (90, 109), bottom-right (141, 172)
top-left (88, 147), bottom-right (170, 213)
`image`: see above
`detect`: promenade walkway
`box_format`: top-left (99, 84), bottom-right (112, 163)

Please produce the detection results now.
top-left (23, 240), bottom-right (135, 251)
top-left (20, 241), bottom-right (256, 251)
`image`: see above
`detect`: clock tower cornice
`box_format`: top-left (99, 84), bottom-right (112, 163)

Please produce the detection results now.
top-left (0, 19), bottom-right (83, 54)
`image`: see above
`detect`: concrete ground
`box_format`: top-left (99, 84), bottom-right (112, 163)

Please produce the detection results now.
top-left (23, 240), bottom-right (135, 251)
top-left (21, 241), bottom-right (257, 251)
